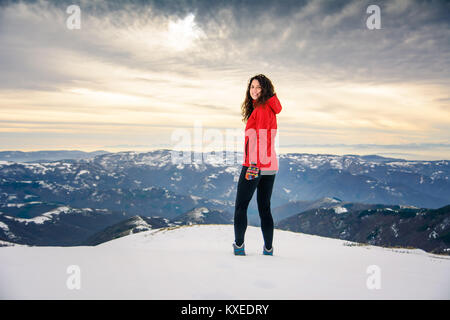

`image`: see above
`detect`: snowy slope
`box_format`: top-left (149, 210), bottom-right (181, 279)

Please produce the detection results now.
top-left (0, 224), bottom-right (449, 299)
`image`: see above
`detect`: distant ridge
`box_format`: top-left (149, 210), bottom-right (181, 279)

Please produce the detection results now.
top-left (0, 150), bottom-right (111, 162)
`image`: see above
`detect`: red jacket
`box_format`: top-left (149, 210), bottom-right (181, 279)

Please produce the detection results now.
top-left (242, 94), bottom-right (282, 172)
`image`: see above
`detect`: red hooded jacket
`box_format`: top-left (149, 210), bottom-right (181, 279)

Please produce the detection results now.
top-left (242, 93), bottom-right (282, 173)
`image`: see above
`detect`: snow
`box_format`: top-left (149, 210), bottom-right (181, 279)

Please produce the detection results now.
top-left (283, 188), bottom-right (291, 194)
top-left (325, 197), bottom-right (340, 203)
top-left (170, 174), bottom-right (182, 181)
top-left (391, 224), bottom-right (399, 238)
top-left (187, 207), bottom-right (209, 221)
top-left (429, 231), bottom-right (438, 239)
top-left (224, 166), bottom-right (239, 175)
top-left (37, 180), bottom-right (54, 190)
top-left (0, 240), bottom-right (22, 247)
top-left (0, 224), bottom-right (449, 299)
top-left (0, 221), bottom-right (17, 241)
top-left (329, 159), bottom-right (343, 170)
top-left (3, 206), bottom-right (71, 225)
top-left (132, 216), bottom-right (152, 231)
top-left (333, 206), bottom-right (348, 214)
top-left (6, 203), bottom-right (25, 208)
top-left (176, 163), bottom-right (185, 169)
top-left (0, 221), bottom-right (9, 231)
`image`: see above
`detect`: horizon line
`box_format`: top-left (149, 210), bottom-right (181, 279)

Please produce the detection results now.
top-left (0, 148), bottom-right (449, 162)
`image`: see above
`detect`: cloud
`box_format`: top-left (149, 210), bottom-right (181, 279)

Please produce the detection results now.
top-left (0, 0), bottom-right (449, 159)
top-left (1, 0), bottom-right (449, 89)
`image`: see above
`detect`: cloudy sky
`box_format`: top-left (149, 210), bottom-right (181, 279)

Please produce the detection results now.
top-left (0, 0), bottom-right (449, 160)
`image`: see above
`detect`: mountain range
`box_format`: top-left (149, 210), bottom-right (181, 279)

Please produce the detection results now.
top-left (0, 149), bottom-right (449, 254)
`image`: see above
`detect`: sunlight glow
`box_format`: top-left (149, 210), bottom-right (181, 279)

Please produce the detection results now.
top-left (167, 13), bottom-right (205, 51)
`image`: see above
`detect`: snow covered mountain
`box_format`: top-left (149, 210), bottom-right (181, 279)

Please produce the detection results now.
top-left (0, 205), bottom-right (127, 246)
top-left (81, 207), bottom-right (234, 246)
top-left (272, 197), bottom-right (344, 223)
top-left (81, 215), bottom-right (181, 246)
top-left (0, 150), bottom-right (109, 162)
top-left (1, 149), bottom-right (448, 213)
top-left (79, 205), bottom-right (239, 247)
top-left (0, 149), bottom-right (449, 249)
top-left (277, 204), bottom-right (450, 255)
top-left (277, 153), bottom-right (450, 209)
top-left (174, 206), bottom-right (234, 225)
top-left (1, 224), bottom-right (448, 299)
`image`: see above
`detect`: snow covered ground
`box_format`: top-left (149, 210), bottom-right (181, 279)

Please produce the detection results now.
top-left (0, 224), bottom-right (449, 299)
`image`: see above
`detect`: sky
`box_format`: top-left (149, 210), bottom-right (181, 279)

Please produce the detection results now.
top-left (0, 0), bottom-right (449, 160)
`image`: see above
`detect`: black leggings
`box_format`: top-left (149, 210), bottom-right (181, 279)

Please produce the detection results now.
top-left (234, 165), bottom-right (276, 249)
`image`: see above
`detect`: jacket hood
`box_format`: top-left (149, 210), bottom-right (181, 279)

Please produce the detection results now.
top-left (267, 93), bottom-right (282, 114)
top-left (252, 94), bottom-right (282, 114)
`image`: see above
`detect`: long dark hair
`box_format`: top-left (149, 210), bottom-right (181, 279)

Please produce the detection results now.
top-left (241, 74), bottom-right (275, 123)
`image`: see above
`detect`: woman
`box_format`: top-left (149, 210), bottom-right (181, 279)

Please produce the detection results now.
top-left (233, 74), bottom-right (282, 256)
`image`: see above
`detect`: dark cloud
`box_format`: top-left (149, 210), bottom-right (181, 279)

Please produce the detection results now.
top-left (0, 0), bottom-right (449, 90)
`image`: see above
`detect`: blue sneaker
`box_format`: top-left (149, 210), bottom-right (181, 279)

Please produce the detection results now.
top-left (263, 245), bottom-right (273, 256)
top-left (233, 242), bottom-right (245, 256)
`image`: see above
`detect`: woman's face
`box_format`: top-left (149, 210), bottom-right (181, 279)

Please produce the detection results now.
top-left (249, 79), bottom-right (262, 100)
